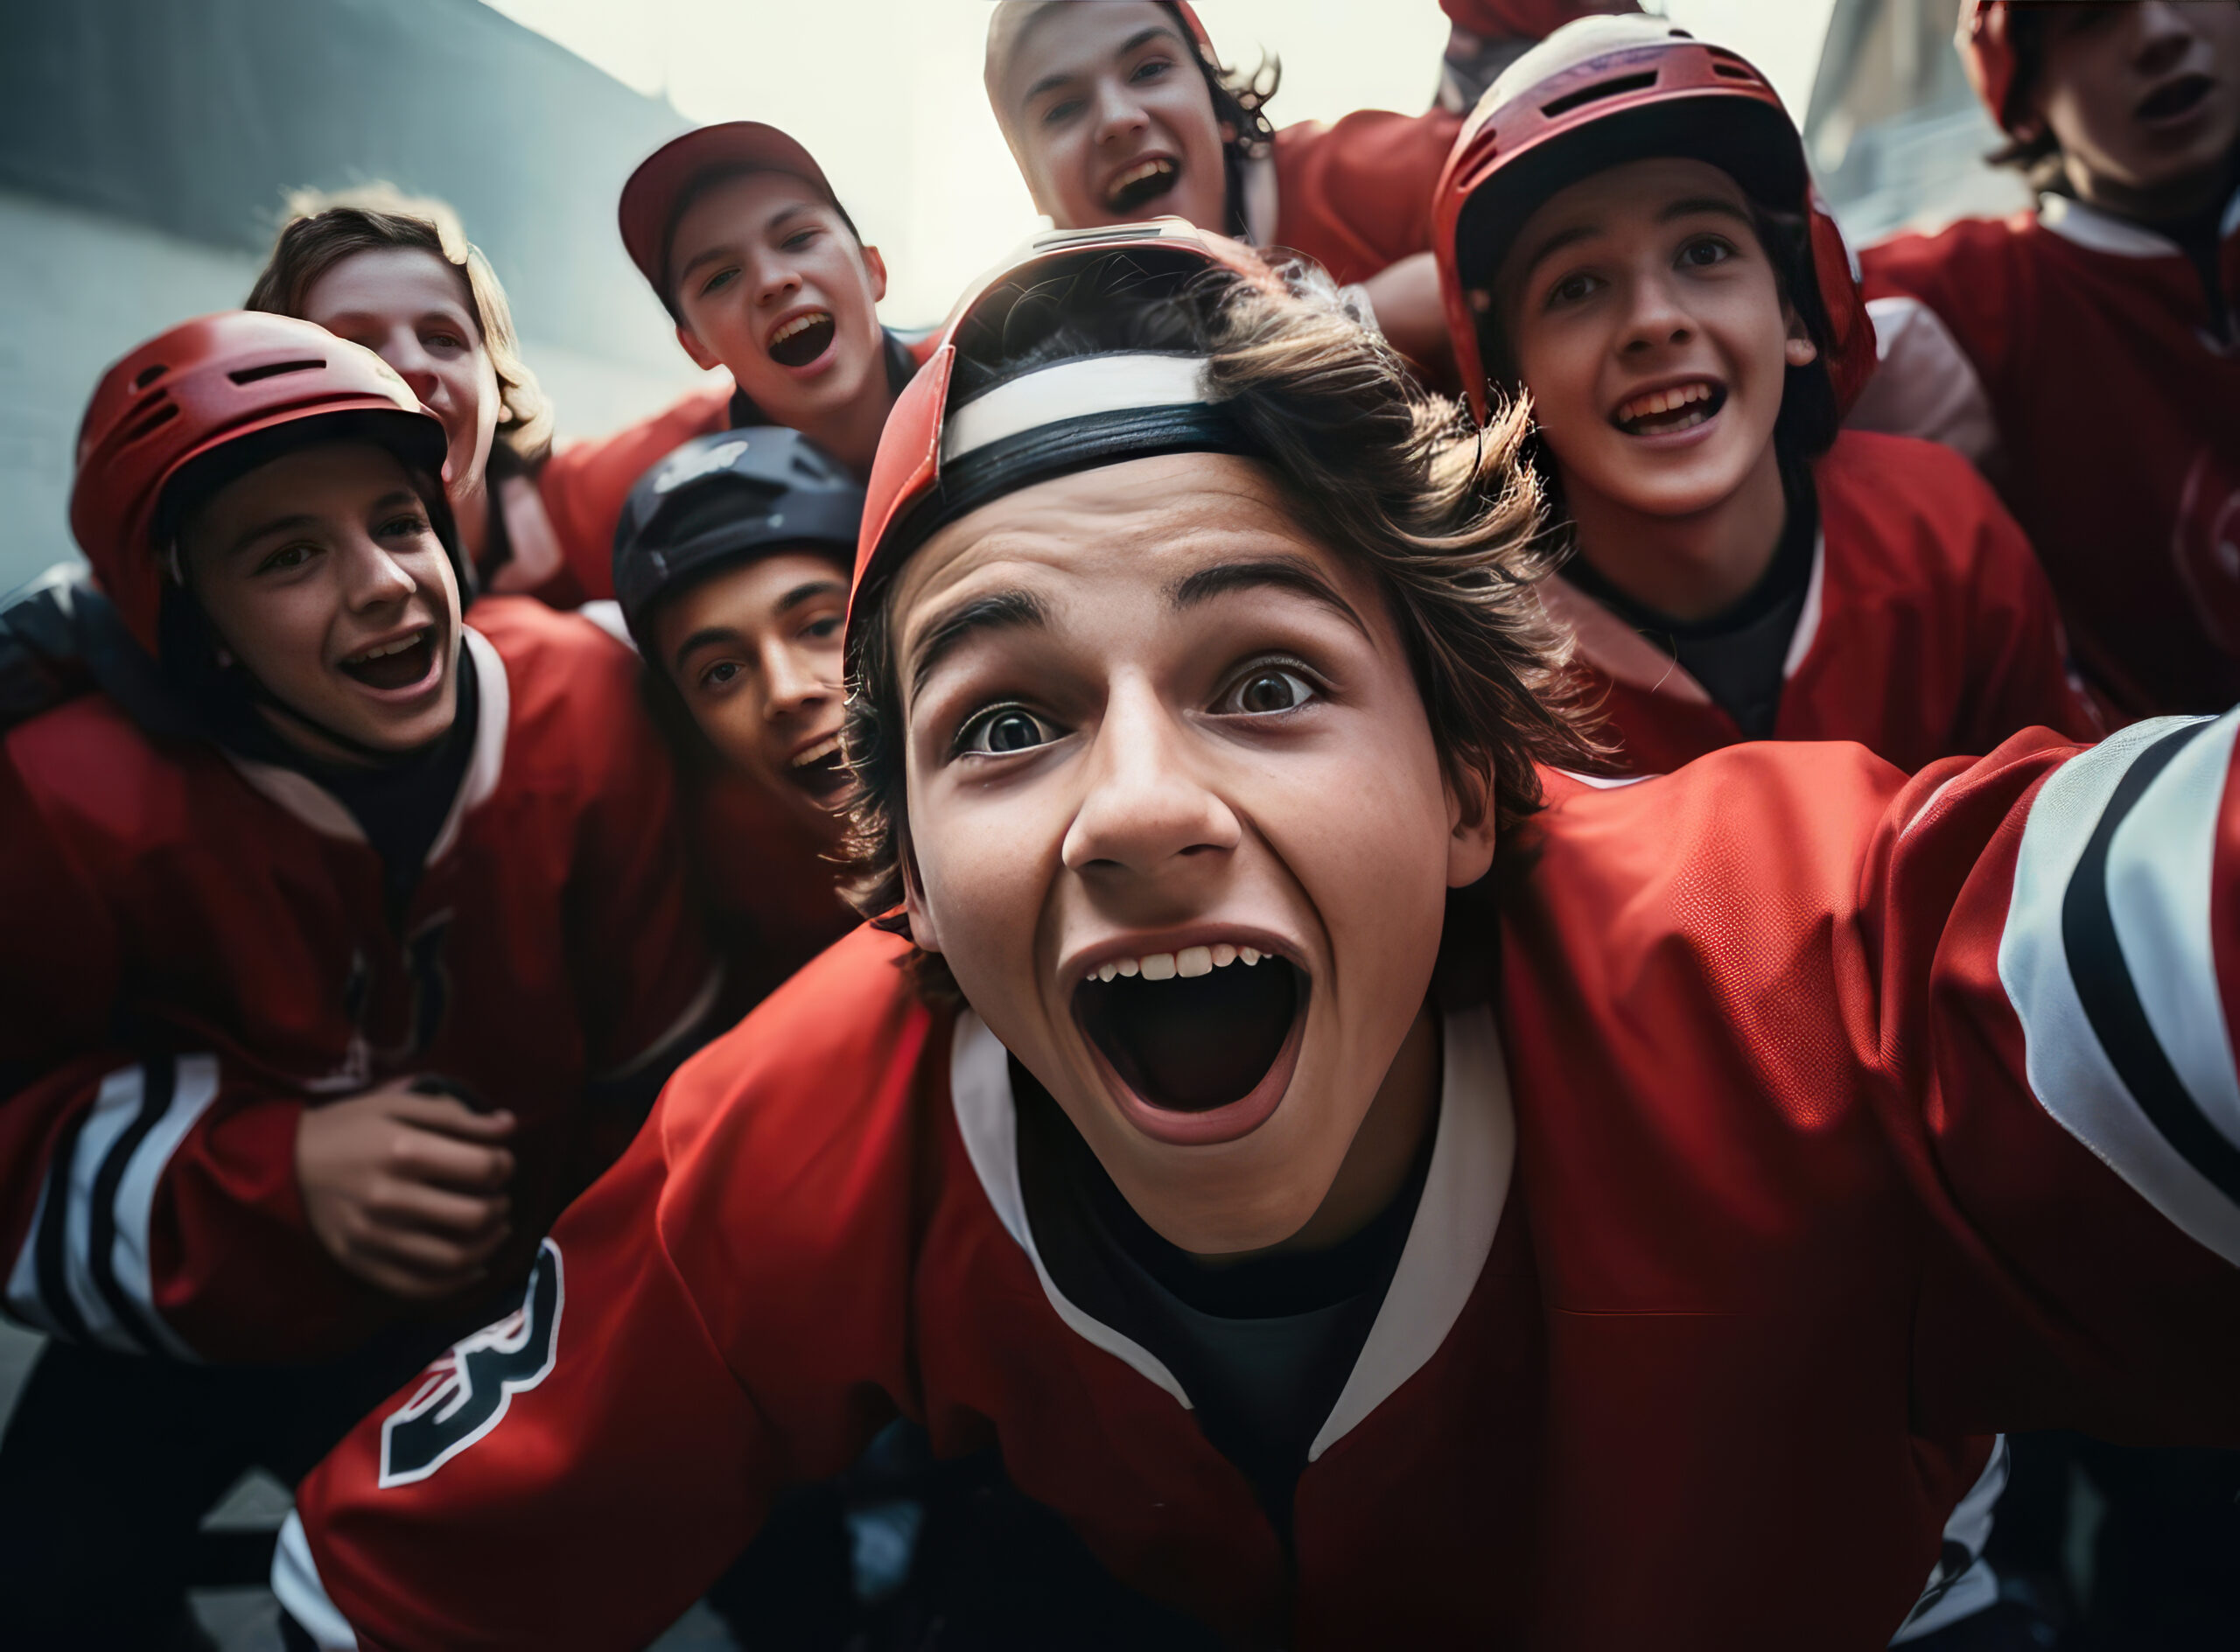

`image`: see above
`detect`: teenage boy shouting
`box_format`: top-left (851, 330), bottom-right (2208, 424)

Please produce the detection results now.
top-left (0, 313), bottom-right (715, 1646)
top-left (526, 122), bottom-right (928, 606)
top-left (1433, 17), bottom-right (2096, 774)
top-left (1852, 0), bottom-right (2240, 722)
top-left (279, 224), bottom-right (2238, 1650)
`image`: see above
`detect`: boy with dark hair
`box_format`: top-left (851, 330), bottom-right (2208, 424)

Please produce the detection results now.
top-left (280, 223), bottom-right (2239, 1650)
top-left (1852, 0), bottom-right (2240, 722)
top-left (0, 312), bottom-right (715, 1647)
top-left (1433, 16), bottom-right (2095, 774)
top-left (526, 123), bottom-right (930, 606)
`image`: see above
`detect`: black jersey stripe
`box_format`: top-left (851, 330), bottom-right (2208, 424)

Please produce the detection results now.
top-left (32, 1103), bottom-right (95, 1345)
top-left (85, 1050), bottom-right (175, 1356)
top-left (2060, 718), bottom-right (2240, 1206)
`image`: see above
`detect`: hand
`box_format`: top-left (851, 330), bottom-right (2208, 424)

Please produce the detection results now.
top-left (295, 1077), bottom-right (517, 1300)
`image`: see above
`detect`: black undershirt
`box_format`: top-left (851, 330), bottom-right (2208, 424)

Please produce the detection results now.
top-left (1011, 1058), bottom-right (1435, 1537)
top-left (1559, 486), bottom-right (1818, 741)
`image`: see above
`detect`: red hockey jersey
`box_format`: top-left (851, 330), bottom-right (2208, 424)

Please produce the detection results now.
top-left (1549, 430), bottom-right (2098, 774)
top-left (1257, 110), bottom-right (1462, 290)
top-left (1854, 189), bottom-right (2240, 720)
top-left (0, 598), bottom-right (718, 1364)
top-left (283, 718), bottom-right (2240, 1649)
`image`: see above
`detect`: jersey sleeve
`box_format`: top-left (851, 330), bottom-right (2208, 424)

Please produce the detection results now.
top-left (279, 1122), bottom-right (777, 1650)
top-left (1870, 714), bottom-right (2240, 1439)
top-left (1270, 108), bottom-right (1463, 289)
top-left (0, 755), bottom-right (383, 1363)
top-left (1950, 463), bottom-right (2103, 750)
top-left (531, 383), bottom-right (735, 607)
top-left (1848, 229), bottom-right (2017, 469)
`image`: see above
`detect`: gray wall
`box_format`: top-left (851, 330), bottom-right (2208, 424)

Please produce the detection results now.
top-left (0, 0), bottom-right (714, 590)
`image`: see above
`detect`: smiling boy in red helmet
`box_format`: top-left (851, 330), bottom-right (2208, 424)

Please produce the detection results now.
top-left (1852, 1), bottom-right (2240, 724)
top-left (276, 219), bottom-right (2239, 1649)
top-left (522, 122), bottom-right (929, 606)
top-left (1433, 15), bottom-right (2093, 776)
top-left (0, 312), bottom-right (714, 1644)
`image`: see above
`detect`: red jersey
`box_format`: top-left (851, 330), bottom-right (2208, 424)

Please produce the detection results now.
top-left (0, 598), bottom-right (718, 1364)
top-left (284, 719), bottom-right (2240, 1648)
top-left (1251, 110), bottom-right (1464, 289)
top-left (684, 765), bottom-right (858, 1018)
top-left (1853, 189), bottom-right (2240, 720)
top-left (1550, 430), bottom-right (2098, 774)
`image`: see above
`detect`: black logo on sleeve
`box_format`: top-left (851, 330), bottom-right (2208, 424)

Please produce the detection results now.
top-left (378, 1239), bottom-right (564, 1488)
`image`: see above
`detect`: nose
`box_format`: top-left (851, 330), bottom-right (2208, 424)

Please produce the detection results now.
top-left (751, 248), bottom-right (802, 310)
top-left (1060, 680), bottom-right (1241, 878)
top-left (760, 637), bottom-right (835, 722)
top-left (1093, 76), bottom-right (1152, 149)
top-left (376, 331), bottom-right (443, 409)
top-left (339, 529), bottom-right (420, 614)
top-left (1617, 266), bottom-right (1694, 359)
top-left (2134, 2), bottom-right (2198, 73)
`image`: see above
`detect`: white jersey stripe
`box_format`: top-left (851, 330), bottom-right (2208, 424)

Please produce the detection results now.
top-left (106, 1054), bottom-right (218, 1360)
top-left (1999, 713), bottom-right (2240, 1267)
top-left (273, 1510), bottom-right (360, 1649)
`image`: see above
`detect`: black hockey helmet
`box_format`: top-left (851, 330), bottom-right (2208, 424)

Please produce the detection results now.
top-left (612, 426), bottom-right (866, 662)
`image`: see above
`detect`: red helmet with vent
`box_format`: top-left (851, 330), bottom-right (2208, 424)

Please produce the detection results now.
top-left (846, 218), bottom-right (1276, 660)
top-left (71, 311), bottom-right (450, 658)
top-left (1432, 14), bottom-right (1876, 423)
top-left (1956, 0), bottom-right (2028, 133)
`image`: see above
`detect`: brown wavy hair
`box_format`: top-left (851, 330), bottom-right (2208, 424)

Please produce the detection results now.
top-left (840, 254), bottom-right (1606, 989)
top-left (246, 184), bottom-right (554, 467)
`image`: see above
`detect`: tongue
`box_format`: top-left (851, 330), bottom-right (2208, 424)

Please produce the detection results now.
top-left (1078, 960), bottom-right (1300, 1114)
top-left (343, 635), bottom-right (431, 691)
top-left (768, 315), bottom-right (834, 368)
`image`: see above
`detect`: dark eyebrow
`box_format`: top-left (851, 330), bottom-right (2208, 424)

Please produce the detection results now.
top-left (670, 626), bottom-right (746, 675)
top-left (907, 589), bottom-right (1049, 699)
top-left (1166, 557), bottom-right (1369, 637)
top-left (228, 489), bottom-right (420, 562)
top-left (1021, 24), bottom-right (1182, 106)
top-left (776, 577), bottom-right (848, 616)
top-left (1659, 195), bottom-right (1754, 227)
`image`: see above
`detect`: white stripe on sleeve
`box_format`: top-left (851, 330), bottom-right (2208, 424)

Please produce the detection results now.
top-left (273, 1509), bottom-right (360, 1650)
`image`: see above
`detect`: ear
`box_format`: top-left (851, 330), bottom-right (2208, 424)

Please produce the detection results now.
top-left (899, 835), bottom-right (944, 955)
top-left (1782, 307), bottom-right (1819, 368)
top-left (860, 243), bottom-right (890, 307)
top-left (1444, 766), bottom-right (1498, 889)
top-left (676, 321), bottom-right (724, 374)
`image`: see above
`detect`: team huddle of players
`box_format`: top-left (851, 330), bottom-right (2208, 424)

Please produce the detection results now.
top-left (1, 2), bottom-right (2236, 1648)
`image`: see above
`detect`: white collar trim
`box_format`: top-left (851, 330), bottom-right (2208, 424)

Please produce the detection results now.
top-left (2038, 192), bottom-right (2181, 259)
top-left (946, 1003), bottom-right (1516, 1458)
top-left (223, 624), bottom-right (508, 866)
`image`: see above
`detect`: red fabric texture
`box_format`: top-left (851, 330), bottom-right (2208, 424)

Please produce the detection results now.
top-left (1269, 108), bottom-right (1463, 289)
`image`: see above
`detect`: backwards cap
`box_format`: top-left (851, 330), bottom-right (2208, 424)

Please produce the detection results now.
top-left (71, 311), bottom-right (451, 658)
top-left (845, 218), bottom-right (1275, 667)
top-left (1433, 14), bottom-right (1874, 423)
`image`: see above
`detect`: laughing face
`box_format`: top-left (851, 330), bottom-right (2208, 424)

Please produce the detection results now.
top-left (892, 452), bottom-right (1493, 1255)
top-left (1498, 158), bottom-right (1807, 525)
top-left (669, 171), bottom-right (891, 436)
top-left (650, 549), bottom-right (852, 837)
top-left (2026, 2), bottom-right (2240, 219)
top-left (986, 0), bottom-right (1230, 233)
top-left (181, 441), bottom-right (462, 760)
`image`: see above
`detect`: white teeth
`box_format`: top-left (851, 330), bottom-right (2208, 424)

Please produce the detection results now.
top-left (348, 628), bottom-right (427, 663)
top-left (770, 311), bottom-right (830, 345)
top-left (790, 734), bottom-right (842, 769)
top-left (1618, 382), bottom-right (1714, 424)
top-left (1087, 941), bottom-right (1274, 984)
top-left (1105, 158), bottom-right (1174, 201)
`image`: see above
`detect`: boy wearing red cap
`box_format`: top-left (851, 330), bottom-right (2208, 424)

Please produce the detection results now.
top-left (526, 123), bottom-right (928, 606)
top-left (1433, 17), bottom-right (2094, 776)
top-left (0, 314), bottom-right (714, 1645)
top-left (279, 221), bottom-right (2237, 1650)
top-left (1852, 1), bottom-right (2240, 723)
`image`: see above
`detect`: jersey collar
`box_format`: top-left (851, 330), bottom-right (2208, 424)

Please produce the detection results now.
top-left (2037, 185), bottom-right (2240, 260)
top-left (947, 1001), bottom-right (1516, 1460)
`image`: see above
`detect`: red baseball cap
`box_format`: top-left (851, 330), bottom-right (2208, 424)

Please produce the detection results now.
top-left (617, 122), bottom-right (843, 299)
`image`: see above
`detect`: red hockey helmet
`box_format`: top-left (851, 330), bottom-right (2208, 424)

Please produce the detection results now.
top-left (1440, 0), bottom-right (1642, 44)
top-left (1956, 0), bottom-right (2032, 133)
top-left (845, 218), bottom-right (1277, 661)
top-left (71, 311), bottom-right (450, 658)
top-left (1432, 14), bottom-right (1875, 423)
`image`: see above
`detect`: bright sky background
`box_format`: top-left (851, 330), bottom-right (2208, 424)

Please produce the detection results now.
top-left (482, 0), bottom-right (1839, 327)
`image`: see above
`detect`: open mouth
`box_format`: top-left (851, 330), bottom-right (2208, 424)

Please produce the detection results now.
top-left (1613, 380), bottom-right (1726, 438)
top-left (339, 626), bottom-right (438, 693)
top-left (766, 310), bottom-right (835, 369)
top-left (784, 732), bottom-right (851, 803)
top-left (1104, 157), bottom-right (1180, 214)
top-left (1074, 943), bottom-right (1306, 1143)
top-left (2138, 74), bottom-right (2214, 125)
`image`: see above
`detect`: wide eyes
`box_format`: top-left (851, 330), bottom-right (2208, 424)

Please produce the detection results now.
top-left (1220, 665), bottom-right (1315, 716)
top-left (960, 706), bottom-right (1060, 756)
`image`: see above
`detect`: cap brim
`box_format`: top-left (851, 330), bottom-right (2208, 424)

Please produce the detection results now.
top-left (619, 122), bottom-right (839, 294)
